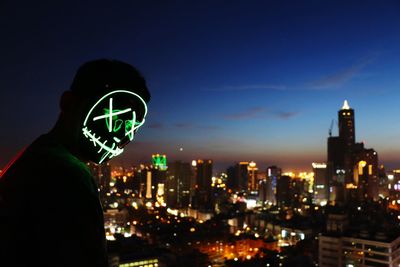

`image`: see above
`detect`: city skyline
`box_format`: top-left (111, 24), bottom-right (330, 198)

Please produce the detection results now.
top-left (2, 1), bottom-right (400, 172)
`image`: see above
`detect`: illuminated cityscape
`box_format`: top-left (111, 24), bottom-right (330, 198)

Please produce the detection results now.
top-left (71, 101), bottom-right (400, 266)
top-left (2, 2), bottom-right (400, 267)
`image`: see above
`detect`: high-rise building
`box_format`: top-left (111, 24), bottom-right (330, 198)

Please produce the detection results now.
top-left (327, 101), bottom-right (355, 186)
top-left (139, 155), bottom-right (168, 203)
top-left (276, 175), bottom-right (291, 206)
top-left (237, 162), bottom-right (248, 191)
top-left (258, 179), bottom-right (268, 206)
top-left (87, 162), bottom-right (111, 196)
top-left (340, 101), bottom-right (356, 185)
top-left (145, 171), bottom-right (152, 199)
top-left (353, 146), bottom-right (379, 200)
top-left (226, 166), bottom-right (236, 190)
top-left (319, 213), bottom-right (400, 267)
top-left (226, 162), bottom-right (248, 192)
top-left (327, 100), bottom-right (380, 203)
top-left (327, 136), bottom-right (345, 173)
top-left (144, 168), bottom-right (167, 202)
top-left (194, 159), bottom-right (213, 209)
top-left (312, 163), bottom-right (328, 205)
top-left (166, 161), bottom-right (192, 208)
top-left (338, 100), bottom-right (355, 150)
top-left (133, 165), bottom-right (148, 198)
top-left (265, 166), bottom-right (281, 205)
top-left (247, 161), bottom-right (258, 191)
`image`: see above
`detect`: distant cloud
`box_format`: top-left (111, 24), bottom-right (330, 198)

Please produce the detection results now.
top-left (309, 56), bottom-right (375, 89)
top-left (206, 84), bottom-right (286, 92)
top-left (224, 107), bottom-right (299, 120)
top-left (148, 121), bottom-right (218, 131)
top-left (274, 111), bottom-right (299, 119)
top-left (148, 122), bottom-right (164, 129)
top-left (200, 125), bottom-right (220, 130)
top-left (174, 123), bottom-right (193, 128)
top-left (224, 107), bottom-right (265, 120)
top-left (174, 123), bottom-right (219, 130)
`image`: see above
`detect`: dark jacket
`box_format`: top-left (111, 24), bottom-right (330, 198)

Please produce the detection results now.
top-left (0, 134), bottom-right (108, 267)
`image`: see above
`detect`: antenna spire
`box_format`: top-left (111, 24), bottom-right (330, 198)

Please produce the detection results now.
top-left (342, 100), bottom-right (350, 110)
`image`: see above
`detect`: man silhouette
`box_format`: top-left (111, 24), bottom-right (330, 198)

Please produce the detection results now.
top-left (0, 59), bottom-right (151, 266)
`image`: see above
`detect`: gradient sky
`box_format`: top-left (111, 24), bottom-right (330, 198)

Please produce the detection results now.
top-left (1, 1), bottom-right (400, 173)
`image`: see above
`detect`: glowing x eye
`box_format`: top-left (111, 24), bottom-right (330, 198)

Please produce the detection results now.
top-left (93, 98), bottom-right (132, 132)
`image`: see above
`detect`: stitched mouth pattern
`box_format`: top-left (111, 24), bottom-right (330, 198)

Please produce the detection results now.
top-left (82, 127), bottom-right (124, 163)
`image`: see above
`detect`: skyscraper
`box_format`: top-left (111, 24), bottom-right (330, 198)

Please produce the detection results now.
top-left (247, 161), bottom-right (258, 191)
top-left (312, 162), bottom-right (328, 205)
top-left (327, 101), bottom-right (356, 197)
top-left (338, 100), bottom-right (355, 150)
top-left (226, 162), bottom-right (248, 192)
top-left (327, 136), bottom-right (344, 173)
top-left (353, 146), bottom-right (379, 200)
top-left (327, 100), bottom-right (380, 203)
top-left (194, 159), bottom-right (213, 209)
top-left (266, 166), bottom-right (281, 205)
top-left (339, 100), bottom-right (356, 184)
top-left (87, 162), bottom-right (111, 197)
top-left (276, 175), bottom-right (291, 207)
top-left (166, 161), bottom-right (192, 208)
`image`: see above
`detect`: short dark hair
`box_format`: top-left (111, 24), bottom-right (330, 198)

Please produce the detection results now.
top-left (70, 59), bottom-right (151, 102)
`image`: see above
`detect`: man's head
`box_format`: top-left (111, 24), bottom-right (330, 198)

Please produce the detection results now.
top-left (59, 59), bottom-right (150, 164)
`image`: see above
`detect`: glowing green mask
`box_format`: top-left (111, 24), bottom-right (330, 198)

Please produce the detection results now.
top-left (82, 89), bottom-right (148, 164)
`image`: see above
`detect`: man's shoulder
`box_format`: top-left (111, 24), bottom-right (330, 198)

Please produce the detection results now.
top-left (1, 135), bottom-right (96, 195)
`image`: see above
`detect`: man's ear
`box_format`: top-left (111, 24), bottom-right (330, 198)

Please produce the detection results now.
top-left (60, 90), bottom-right (77, 113)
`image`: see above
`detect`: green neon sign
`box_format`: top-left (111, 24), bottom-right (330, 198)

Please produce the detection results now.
top-left (152, 154), bottom-right (167, 171)
top-left (82, 89), bottom-right (148, 164)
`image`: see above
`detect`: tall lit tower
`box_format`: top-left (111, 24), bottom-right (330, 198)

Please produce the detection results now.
top-left (338, 100), bottom-right (355, 150)
top-left (327, 100), bottom-right (380, 203)
top-left (338, 100), bottom-right (356, 184)
top-left (247, 161), bottom-right (258, 191)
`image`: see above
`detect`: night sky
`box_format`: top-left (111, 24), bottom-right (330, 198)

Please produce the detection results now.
top-left (1, 1), bottom-right (400, 172)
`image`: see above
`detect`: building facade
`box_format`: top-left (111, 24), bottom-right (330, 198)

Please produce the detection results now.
top-left (194, 159), bottom-right (213, 209)
top-left (313, 162), bottom-right (328, 205)
top-left (327, 101), bottom-right (380, 204)
top-left (319, 234), bottom-right (400, 267)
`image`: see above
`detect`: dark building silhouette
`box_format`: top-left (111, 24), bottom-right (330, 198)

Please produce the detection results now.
top-left (226, 166), bottom-right (236, 190)
top-left (338, 101), bottom-right (356, 184)
top-left (327, 100), bottom-right (380, 203)
top-left (150, 168), bottom-right (167, 202)
top-left (338, 100), bottom-right (355, 149)
top-left (353, 145), bottom-right (379, 200)
top-left (194, 159), bottom-right (213, 209)
top-left (327, 136), bottom-right (345, 172)
top-left (265, 166), bottom-right (281, 205)
top-left (166, 161), bottom-right (192, 208)
top-left (247, 161), bottom-right (258, 191)
top-left (276, 175), bottom-right (291, 206)
top-left (133, 161), bottom-right (167, 202)
top-left (226, 162), bottom-right (248, 192)
top-left (133, 166), bottom-right (147, 198)
top-left (327, 100), bottom-right (355, 184)
top-left (88, 162), bottom-right (111, 198)
top-left (312, 163), bottom-right (328, 205)
top-left (258, 179), bottom-right (268, 206)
